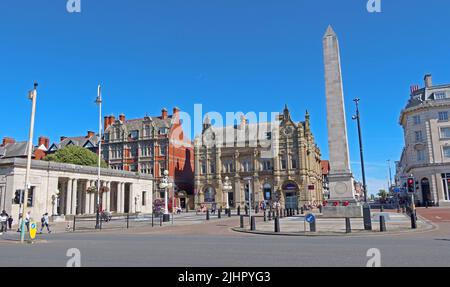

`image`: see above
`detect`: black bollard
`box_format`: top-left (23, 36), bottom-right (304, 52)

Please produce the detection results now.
top-left (309, 221), bottom-right (316, 232)
top-left (411, 212), bottom-right (417, 229)
top-left (240, 215), bottom-right (244, 228)
top-left (228, 209), bottom-right (231, 217)
top-left (152, 212), bottom-right (154, 227)
top-left (363, 204), bottom-right (372, 231)
top-left (380, 215), bottom-right (386, 232)
top-left (274, 217), bottom-right (280, 233)
top-left (297, 207), bottom-right (300, 215)
top-left (345, 218), bottom-right (351, 233)
top-left (237, 206), bottom-right (241, 216)
top-left (268, 210), bottom-right (272, 221)
top-left (319, 205), bottom-right (323, 214)
top-left (206, 209), bottom-right (210, 221)
top-left (218, 210), bottom-right (221, 219)
top-left (251, 216), bottom-right (256, 231)
top-left (73, 216), bottom-right (76, 232)
top-left (160, 214), bottom-right (162, 226)
top-left (264, 211), bottom-right (267, 222)
top-left (245, 205), bottom-right (248, 216)
top-left (301, 207), bottom-right (304, 215)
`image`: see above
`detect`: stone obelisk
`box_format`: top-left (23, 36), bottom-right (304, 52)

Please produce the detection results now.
top-left (323, 25), bottom-right (357, 204)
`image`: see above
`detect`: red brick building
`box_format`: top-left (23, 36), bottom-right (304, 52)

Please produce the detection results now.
top-left (102, 107), bottom-right (195, 209)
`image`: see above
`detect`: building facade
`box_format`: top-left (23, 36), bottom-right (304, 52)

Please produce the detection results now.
top-left (396, 74), bottom-right (450, 206)
top-left (0, 158), bottom-right (154, 221)
top-left (102, 108), bottom-right (195, 209)
top-left (194, 106), bottom-right (324, 210)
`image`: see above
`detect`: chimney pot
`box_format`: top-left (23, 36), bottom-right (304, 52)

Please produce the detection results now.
top-left (2, 137), bottom-right (15, 146)
top-left (162, 108), bottom-right (168, 119)
top-left (38, 136), bottom-right (50, 149)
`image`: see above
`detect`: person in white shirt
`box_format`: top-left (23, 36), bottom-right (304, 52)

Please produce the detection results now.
top-left (39, 213), bottom-right (51, 234)
top-left (0, 210), bottom-right (8, 235)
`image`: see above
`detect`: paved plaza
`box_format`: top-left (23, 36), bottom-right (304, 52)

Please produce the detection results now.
top-left (0, 208), bottom-right (449, 267)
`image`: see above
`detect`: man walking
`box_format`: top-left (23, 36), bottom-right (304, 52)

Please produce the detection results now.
top-left (7, 216), bottom-right (13, 230)
top-left (25, 211), bottom-right (31, 232)
top-left (39, 213), bottom-right (51, 234)
top-left (0, 210), bottom-right (8, 235)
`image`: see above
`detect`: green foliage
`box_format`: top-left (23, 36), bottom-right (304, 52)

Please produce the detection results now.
top-left (377, 189), bottom-right (389, 201)
top-left (44, 145), bottom-right (108, 168)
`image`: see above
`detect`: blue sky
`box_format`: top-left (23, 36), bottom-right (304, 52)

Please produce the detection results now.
top-left (1, 0), bottom-right (450, 195)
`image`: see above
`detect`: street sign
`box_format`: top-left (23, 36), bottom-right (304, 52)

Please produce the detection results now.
top-left (394, 188), bottom-right (401, 193)
top-left (305, 213), bottom-right (315, 224)
top-left (29, 221), bottom-right (37, 240)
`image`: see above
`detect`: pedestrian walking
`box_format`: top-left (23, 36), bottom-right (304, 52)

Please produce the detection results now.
top-left (25, 211), bottom-right (31, 232)
top-left (39, 213), bottom-right (51, 234)
top-left (7, 216), bottom-right (13, 230)
top-left (0, 210), bottom-right (8, 235)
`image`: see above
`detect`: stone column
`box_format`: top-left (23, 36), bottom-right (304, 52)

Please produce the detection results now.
top-left (118, 182), bottom-right (124, 213)
top-left (85, 180), bottom-right (91, 214)
top-left (129, 183), bottom-right (135, 213)
top-left (89, 180), bottom-right (95, 214)
top-left (66, 179), bottom-right (73, 215)
top-left (106, 181), bottom-right (111, 212)
top-left (72, 179), bottom-right (78, 215)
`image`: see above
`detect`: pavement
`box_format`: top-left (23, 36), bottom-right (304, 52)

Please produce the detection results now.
top-left (0, 208), bottom-right (449, 267)
top-left (233, 210), bottom-right (433, 236)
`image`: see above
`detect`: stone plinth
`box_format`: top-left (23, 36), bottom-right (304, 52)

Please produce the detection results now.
top-left (322, 205), bottom-right (363, 218)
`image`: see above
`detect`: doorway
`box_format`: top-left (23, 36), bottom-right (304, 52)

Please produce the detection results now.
top-left (421, 178), bottom-right (431, 206)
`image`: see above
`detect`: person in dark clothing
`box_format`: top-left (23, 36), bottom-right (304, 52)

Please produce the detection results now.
top-left (7, 216), bottom-right (13, 230)
top-left (0, 210), bottom-right (8, 234)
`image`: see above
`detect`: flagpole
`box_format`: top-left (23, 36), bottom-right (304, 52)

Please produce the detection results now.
top-left (95, 85), bottom-right (102, 229)
top-left (20, 83), bottom-right (38, 243)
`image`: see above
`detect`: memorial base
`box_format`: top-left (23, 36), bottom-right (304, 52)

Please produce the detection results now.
top-left (322, 205), bottom-right (363, 218)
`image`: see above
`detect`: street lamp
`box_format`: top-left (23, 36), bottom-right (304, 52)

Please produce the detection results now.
top-left (223, 176), bottom-right (233, 214)
top-left (94, 84), bottom-right (102, 229)
top-left (352, 98), bottom-right (372, 231)
top-left (20, 83), bottom-right (37, 243)
top-left (159, 170), bottom-right (172, 222)
top-left (244, 177), bottom-right (253, 224)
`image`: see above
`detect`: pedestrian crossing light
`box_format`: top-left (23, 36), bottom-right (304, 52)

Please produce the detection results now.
top-left (407, 177), bottom-right (415, 193)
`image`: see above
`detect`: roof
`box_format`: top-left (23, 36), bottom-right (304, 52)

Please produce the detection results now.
top-left (0, 141), bottom-right (34, 159)
top-left (51, 135), bottom-right (99, 151)
top-left (106, 116), bottom-right (173, 132)
top-left (321, 160), bottom-right (330, 175)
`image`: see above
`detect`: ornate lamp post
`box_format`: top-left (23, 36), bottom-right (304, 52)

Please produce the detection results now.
top-left (223, 176), bottom-right (233, 214)
top-left (159, 170), bottom-right (173, 222)
top-left (94, 85), bottom-right (103, 230)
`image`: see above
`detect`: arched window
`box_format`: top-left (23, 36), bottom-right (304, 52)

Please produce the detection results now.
top-left (263, 183), bottom-right (272, 200)
top-left (204, 186), bottom-right (216, 203)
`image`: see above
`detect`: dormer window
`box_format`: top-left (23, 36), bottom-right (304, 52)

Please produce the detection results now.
top-left (129, 130), bottom-right (139, 140)
top-left (436, 91), bottom-right (447, 100)
top-left (159, 128), bottom-right (168, 135)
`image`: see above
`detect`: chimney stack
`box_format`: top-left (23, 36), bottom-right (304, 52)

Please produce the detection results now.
top-left (425, 74), bottom-right (433, 88)
top-left (2, 137), bottom-right (15, 146)
top-left (161, 108), bottom-right (168, 119)
top-left (119, 113), bottom-right (126, 122)
top-left (38, 136), bottom-right (50, 149)
top-left (173, 107), bottom-right (180, 124)
top-left (104, 116), bottom-right (110, 130)
top-left (87, 131), bottom-right (95, 138)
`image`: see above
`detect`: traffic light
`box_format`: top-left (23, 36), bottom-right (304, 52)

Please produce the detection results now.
top-left (407, 178), bottom-right (415, 193)
top-left (13, 190), bottom-right (24, 204)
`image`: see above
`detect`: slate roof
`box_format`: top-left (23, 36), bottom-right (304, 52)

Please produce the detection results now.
top-left (0, 141), bottom-right (33, 159)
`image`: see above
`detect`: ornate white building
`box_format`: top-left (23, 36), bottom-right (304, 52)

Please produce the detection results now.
top-left (396, 74), bottom-right (450, 206)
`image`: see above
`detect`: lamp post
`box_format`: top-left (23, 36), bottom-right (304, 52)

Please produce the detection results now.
top-left (223, 176), bottom-right (233, 214)
top-left (159, 170), bottom-right (172, 222)
top-left (244, 177), bottom-right (252, 224)
top-left (94, 85), bottom-right (102, 229)
top-left (352, 98), bottom-right (372, 230)
top-left (20, 83), bottom-right (37, 243)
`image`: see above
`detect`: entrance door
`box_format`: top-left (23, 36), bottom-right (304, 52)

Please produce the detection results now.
top-left (180, 198), bottom-right (186, 209)
top-left (421, 178), bottom-right (431, 206)
top-left (228, 192), bottom-right (234, 208)
top-left (285, 192), bottom-right (298, 209)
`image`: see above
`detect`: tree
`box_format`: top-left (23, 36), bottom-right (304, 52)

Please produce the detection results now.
top-left (44, 145), bottom-right (108, 168)
top-left (377, 189), bottom-right (389, 202)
